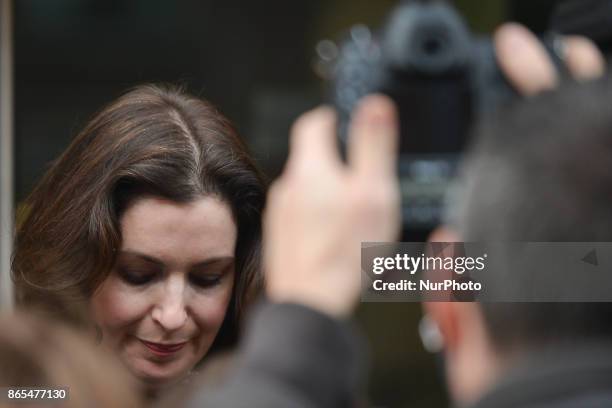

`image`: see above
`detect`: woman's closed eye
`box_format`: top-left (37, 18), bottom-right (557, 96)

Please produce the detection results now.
top-left (189, 260), bottom-right (234, 289)
top-left (188, 273), bottom-right (223, 288)
top-left (118, 267), bottom-right (159, 286)
top-left (115, 251), bottom-right (164, 286)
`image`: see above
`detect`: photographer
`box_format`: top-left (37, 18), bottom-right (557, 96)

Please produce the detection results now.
top-left (184, 24), bottom-right (608, 408)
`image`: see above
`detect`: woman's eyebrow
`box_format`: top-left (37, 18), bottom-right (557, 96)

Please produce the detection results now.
top-left (117, 250), bottom-right (165, 267)
top-left (118, 250), bottom-right (234, 269)
top-left (191, 257), bottom-right (235, 269)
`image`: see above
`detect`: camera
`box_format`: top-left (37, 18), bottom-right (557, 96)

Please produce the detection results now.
top-left (318, 0), bottom-right (611, 235)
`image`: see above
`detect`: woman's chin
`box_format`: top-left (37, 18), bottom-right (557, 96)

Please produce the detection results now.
top-left (128, 358), bottom-right (192, 391)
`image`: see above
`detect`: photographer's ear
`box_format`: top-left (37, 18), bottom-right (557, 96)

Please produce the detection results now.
top-left (421, 226), bottom-right (462, 302)
top-left (428, 226), bottom-right (461, 244)
top-left (421, 225), bottom-right (462, 349)
top-left (422, 301), bottom-right (458, 353)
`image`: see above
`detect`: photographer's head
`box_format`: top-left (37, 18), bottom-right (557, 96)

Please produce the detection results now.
top-left (455, 80), bottom-right (612, 242)
top-left (12, 84), bottom-right (266, 390)
top-left (426, 73), bottom-right (612, 405)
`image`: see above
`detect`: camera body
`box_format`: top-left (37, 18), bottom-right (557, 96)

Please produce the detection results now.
top-left (329, 0), bottom-right (555, 233)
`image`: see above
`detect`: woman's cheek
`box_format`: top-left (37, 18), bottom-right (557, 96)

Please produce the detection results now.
top-left (192, 284), bottom-right (234, 331)
top-left (92, 277), bottom-right (152, 331)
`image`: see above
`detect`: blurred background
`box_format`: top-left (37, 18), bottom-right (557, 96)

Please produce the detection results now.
top-left (0, 0), bottom-right (567, 406)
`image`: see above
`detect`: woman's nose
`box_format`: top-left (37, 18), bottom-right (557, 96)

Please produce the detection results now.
top-left (151, 276), bottom-right (188, 331)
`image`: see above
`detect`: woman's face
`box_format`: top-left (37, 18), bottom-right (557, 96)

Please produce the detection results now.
top-left (91, 196), bottom-right (236, 389)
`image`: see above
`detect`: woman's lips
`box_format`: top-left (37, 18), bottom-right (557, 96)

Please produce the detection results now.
top-left (139, 339), bottom-right (187, 357)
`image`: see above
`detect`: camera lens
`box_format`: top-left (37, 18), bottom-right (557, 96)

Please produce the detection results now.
top-left (423, 38), bottom-right (443, 55)
top-left (382, 2), bottom-right (470, 75)
top-left (405, 25), bottom-right (457, 73)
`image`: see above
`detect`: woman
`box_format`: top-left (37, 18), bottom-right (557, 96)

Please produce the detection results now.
top-left (11, 84), bottom-right (266, 391)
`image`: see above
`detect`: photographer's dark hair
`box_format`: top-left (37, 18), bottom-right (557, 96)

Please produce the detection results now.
top-left (12, 84), bottom-right (266, 351)
top-left (452, 77), bottom-right (612, 352)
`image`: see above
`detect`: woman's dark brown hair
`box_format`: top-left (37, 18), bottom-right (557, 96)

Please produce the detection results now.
top-left (12, 84), bottom-right (266, 350)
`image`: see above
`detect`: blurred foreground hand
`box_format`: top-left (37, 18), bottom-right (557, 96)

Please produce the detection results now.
top-left (494, 22), bottom-right (605, 95)
top-left (264, 95), bottom-right (400, 318)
